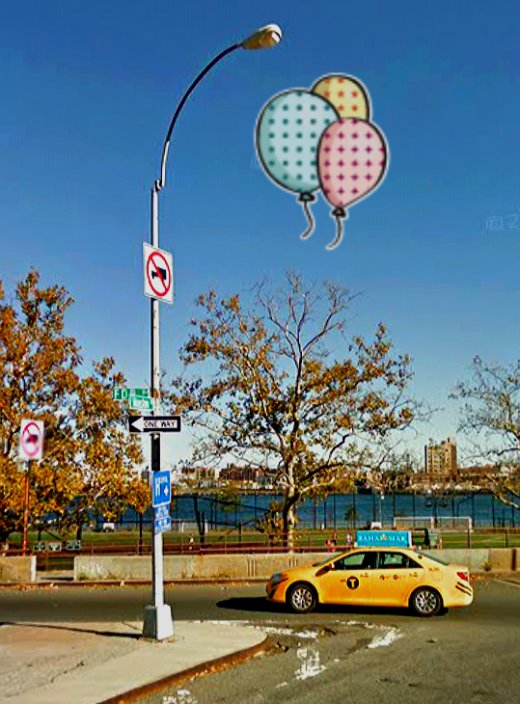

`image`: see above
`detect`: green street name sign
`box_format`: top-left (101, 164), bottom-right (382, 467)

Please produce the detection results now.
top-left (130, 396), bottom-right (154, 412)
top-left (112, 387), bottom-right (151, 402)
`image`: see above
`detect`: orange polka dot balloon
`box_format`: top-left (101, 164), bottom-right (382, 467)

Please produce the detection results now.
top-left (311, 74), bottom-right (371, 121)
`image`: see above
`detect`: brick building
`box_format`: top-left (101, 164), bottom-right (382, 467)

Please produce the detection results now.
top-left (424, 437), bottom-right (457, 479)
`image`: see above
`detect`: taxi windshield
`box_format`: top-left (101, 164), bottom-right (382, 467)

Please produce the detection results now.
top-left (312, 553), bottom-right (343, 567)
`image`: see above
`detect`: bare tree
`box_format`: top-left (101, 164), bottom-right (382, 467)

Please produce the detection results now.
top-left (169, 272), bottom-right (416, 548)
top-left (451, 355), bottom-right (520, 511)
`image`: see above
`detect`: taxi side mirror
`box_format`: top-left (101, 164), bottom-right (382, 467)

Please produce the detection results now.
top-left (315, 563), bottom-right (335, 576)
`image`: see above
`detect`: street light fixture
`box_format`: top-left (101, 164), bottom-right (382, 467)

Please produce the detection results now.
top-left (241, 24), bottom-right (282, 50)
top-left (143, 24), bottom-right (282, 642)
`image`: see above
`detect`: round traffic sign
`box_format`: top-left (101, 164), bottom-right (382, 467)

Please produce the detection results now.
top-left (21, 421), bottom-right (43, 459)
top-left (146, 251), bottom-right (172, 298)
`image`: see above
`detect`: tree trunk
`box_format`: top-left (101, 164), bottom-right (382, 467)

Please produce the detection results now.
top-left (282, 486), bottom-right (299, 551)
top-left (192, 495), bottom-right (205, 546)
top-left (75, 507), bottom-right (84, 540)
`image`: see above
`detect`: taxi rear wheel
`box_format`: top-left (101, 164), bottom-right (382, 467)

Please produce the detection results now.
top-left (287, 582), bottom-right (317, 614)
top-left (410, 587), bottom-right (442, 617)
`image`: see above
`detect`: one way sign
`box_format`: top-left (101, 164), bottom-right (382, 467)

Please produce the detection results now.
top-left (129, 415), bottom-right (181, 433)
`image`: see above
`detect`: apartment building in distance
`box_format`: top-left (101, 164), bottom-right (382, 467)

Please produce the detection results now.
top-left (424, 437), bottom-right (457, 479)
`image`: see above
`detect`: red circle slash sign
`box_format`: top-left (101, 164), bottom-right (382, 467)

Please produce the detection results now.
top-left (146, 251), bottom-right (172, 298)
top-left (22, 422), bottom-right (42, 458)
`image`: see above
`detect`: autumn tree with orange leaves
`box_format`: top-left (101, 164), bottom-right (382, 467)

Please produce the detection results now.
top-left (0, 270), bottom-right (149, 545)
top-left (170, 272), bottom-right (415, 548)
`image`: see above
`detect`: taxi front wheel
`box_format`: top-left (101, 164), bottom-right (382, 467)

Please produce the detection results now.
top-left (287, 583), bottom-right (317, 614)
top-left (410, 587), bottom-right (442, 617)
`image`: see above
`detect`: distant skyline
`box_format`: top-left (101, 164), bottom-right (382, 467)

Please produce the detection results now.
top-left (1, 0), bottom-right (519, 470)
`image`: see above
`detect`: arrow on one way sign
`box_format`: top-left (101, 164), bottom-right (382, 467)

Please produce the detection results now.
top-left (129, 416), bottom-right (181, 433)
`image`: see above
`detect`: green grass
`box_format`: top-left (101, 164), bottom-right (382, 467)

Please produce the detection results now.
top-left (7, 527), bottom-right (520, 552)
top-left (439, 532), bottom-right (520, 549)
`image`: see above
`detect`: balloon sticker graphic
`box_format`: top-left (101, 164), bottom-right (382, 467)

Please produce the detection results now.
top-left (318, 118), bottom-right (388, 250)
top-left (254, 75), bottom-right (389, 250)
top-left (312, 74), bottom-right (371, 121)
top-left (255, 90), bottom-right (340, 238)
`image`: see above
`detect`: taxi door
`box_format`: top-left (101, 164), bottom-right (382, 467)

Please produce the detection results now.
top-left (370, 551), bottom-right (423, 606)
top-left (319, 551), bottom-right (377, 605)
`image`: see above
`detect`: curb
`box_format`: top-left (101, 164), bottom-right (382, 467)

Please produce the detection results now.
top-left (470, 571), bottom-right (520, 581)
top-left (0, 578), bottom-right (269, 589)
top-left (97, 635), bottom-right (271, 704)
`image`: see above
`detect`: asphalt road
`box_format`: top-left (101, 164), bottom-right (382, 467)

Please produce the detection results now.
top-left (0, 578), bottom-right (518, 627)
top-left (1, 579), bottom-right (520, 703)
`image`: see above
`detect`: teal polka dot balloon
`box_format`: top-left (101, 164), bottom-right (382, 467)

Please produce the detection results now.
top-left (255, 90), bottom-right (339, 195)
top-left (255, 90), bottom-right (339, 240)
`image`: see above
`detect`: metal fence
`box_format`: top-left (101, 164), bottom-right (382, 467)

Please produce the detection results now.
top-left (115, 491), bottom-right (519, 533)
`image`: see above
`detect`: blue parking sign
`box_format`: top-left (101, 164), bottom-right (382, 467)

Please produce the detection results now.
top-left (154, 515), bottom-right (171, 534)
top-left (152, 470), bottom-right (171, 507)
top-left (155, 504), bottom-right (170, 520)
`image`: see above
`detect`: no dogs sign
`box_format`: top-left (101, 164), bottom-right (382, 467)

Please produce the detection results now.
top-left (20, 419), bottom-right (44, 460)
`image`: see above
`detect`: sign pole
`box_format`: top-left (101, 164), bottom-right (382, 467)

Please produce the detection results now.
top-left (142, 182), bottom-right (174, 641)
top-left (22, 460), bottom-right (31, 556)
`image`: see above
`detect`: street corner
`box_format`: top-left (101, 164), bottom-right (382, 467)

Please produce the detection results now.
top-left (0, 621), bottom-right (141, 703)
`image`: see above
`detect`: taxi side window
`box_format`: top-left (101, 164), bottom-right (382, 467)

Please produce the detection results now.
top-left (378, 552), bottom-right (423, 569)
top-left (334, 552), bottom-right (377, 570)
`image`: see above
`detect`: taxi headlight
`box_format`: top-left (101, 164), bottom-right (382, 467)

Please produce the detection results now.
top-left (269, 572), bottom-right (287, 584)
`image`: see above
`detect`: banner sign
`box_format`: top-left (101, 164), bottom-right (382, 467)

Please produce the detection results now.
top-left (355, 530), bottom-right (412, 548)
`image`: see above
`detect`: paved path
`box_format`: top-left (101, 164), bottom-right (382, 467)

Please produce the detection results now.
top-left (0, 620), bottom-right (266, 704)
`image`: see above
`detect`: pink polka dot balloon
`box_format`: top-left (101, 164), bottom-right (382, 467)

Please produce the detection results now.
top-left (318, 118), bottom-right (389, 250)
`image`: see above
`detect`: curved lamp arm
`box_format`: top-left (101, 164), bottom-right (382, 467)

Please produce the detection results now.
top-left (155, 24), bottom-right (281, 191)
top-left (156, 43), bottom-right (240, 191)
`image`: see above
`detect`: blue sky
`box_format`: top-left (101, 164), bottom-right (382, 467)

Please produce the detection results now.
top-left (1, 0), bottom-right (519, 469)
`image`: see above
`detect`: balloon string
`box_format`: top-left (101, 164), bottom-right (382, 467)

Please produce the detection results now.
top-left (326, 213), bottom-right (345, 250)
top-left (300, 200), bottom-right (315, 240)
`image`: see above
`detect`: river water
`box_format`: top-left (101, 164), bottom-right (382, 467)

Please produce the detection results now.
top-left (119, 491), bottom-right (518, 530)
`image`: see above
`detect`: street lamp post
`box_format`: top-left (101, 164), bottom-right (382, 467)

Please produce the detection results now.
top-left (142, 24), bottom-right (282, 641)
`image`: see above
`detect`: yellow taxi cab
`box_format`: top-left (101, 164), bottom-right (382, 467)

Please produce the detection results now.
top-left (266, 546), bottom-right (473, 617)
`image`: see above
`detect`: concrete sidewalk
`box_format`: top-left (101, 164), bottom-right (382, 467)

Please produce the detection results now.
top-left (0, 619), bottom-right (267, 704)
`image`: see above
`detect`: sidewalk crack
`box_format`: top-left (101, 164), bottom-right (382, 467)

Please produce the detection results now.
top-left (49, 660), bottom-right (86, 684)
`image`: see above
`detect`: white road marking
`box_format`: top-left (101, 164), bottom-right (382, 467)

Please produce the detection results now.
top-left (259, 627), bottom-right (317, 639)
top-left (367, 629), bottom-right (402, 649)
top-left (163, 690), bottom-right (197, 704)
top-left (295, 646), bottom-right (326, 681)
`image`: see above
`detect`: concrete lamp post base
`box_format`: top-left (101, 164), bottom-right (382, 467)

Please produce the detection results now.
top-left (142, 604), bottom-right (174, 641)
